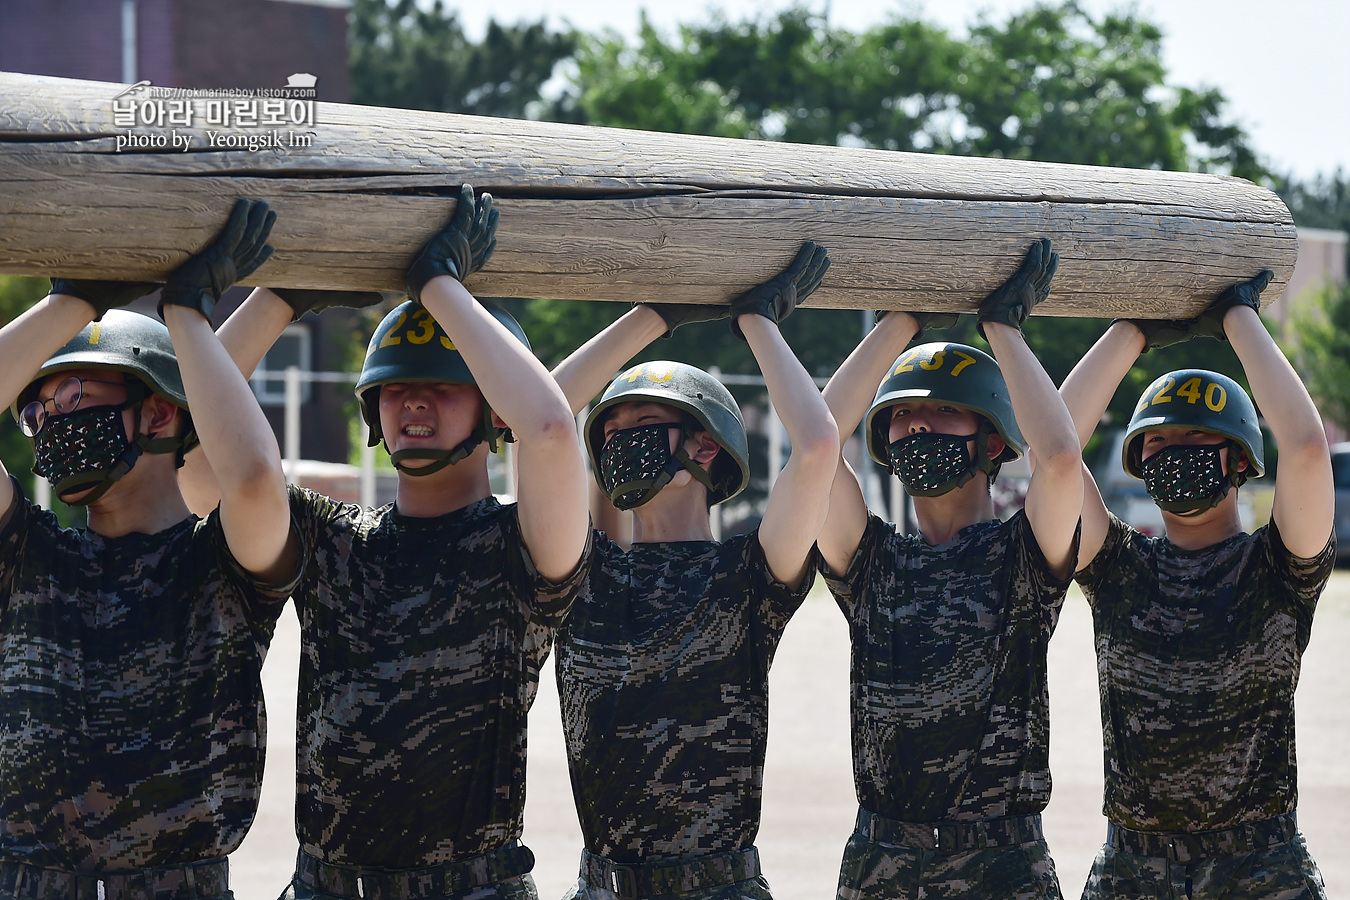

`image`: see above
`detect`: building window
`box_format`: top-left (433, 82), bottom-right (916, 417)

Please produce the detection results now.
top-left (252, 323), bottom-right (312, 406)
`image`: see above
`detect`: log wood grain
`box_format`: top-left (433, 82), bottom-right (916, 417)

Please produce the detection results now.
top-left (0, 72), bottom-right (1296, 317)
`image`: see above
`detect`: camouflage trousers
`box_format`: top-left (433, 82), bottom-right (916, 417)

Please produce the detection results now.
top-left (836, 809), bottom-right (1062, 900)
top-left (562, 848), bottom-right (771, 900)
top-left (281, 845), bottom-right (539, 900)
top-left (1081, 815), bottom-right (1327, 900)
top-left (0, 858), bottom-right (232, 900)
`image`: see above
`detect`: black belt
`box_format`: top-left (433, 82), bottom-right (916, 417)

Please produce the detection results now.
top-left (295, 844), bottom-right (535, 900)
top-left (1107, 812), bottom-right (1299, 865)
top-left (0, 858), bottom-right (228, 900)
top-left (855, 808), bottom-right (1045, 854)
top-left (580, 848), bottom-right (761, 900)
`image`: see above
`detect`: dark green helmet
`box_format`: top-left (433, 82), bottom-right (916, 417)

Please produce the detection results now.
top-left (1123, 368), bottom-right (1264, 482)
top-left (584, 361), bottom-right (750, 505)
top-left (13, 310), bottom-right (196, 452)
top-left (864, 341), bottom-right (1024, 475)
top-left (355, 299), bottom-right (530, 451)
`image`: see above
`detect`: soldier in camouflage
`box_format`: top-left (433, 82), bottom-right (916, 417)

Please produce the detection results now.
top-left (195, 186), bottom-right (592, 900)
top-left (546, 242), bottom-right (840, 900)
top-left (815, 240), bottom-right (1084, 900)
top-left (0, 200), bottom-right (302, 896)
top-left (1060, 272), bottom-right (1334, 899)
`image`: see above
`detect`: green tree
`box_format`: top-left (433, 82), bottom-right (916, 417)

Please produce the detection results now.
top-left (350, 0), bottom-right (576, 117)
top-left (1282, 279), bottom-right (1350, 433)
top-left (955, 4), bottom-right (1263, 178)
top-left (1279, 170), bottom-right (1350, 269)
top-left (560, 3), bottom-right (1261, 174)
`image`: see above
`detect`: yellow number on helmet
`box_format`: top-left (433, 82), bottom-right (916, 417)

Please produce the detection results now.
top-left (949, 350), bottom-right (977, 376)
top-left (892, 349), bottom-right (920, 376)
top-left (919, 350), bottom-right (945, 371)
top-left (1205, 382), bottom-right (1227, 412)
top-left (378, 311), bottom-right (408, 348)
top-left (406, 310), bottom-right (437, 345)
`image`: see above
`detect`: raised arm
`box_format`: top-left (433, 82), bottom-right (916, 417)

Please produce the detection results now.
top-left (733, 242), bottom-right (839, 587)
top-left (409, 185), bottom-right (589, 581)
top-left (985, 324), bottom-right (1081, 577)
top-left (1058, 321), bottom-right (1145, 572)
top-left (551, 306), bottom-right (668, 416)
top-left (977, 239), bottom-right (1080, 578)
top-left (1214, 274), bottom-right (1333, 557)
top-left (177, 281), bottom-right (385, 515)
top-left (815, 311), bottom-right (923, 575)
top-left (158, 199), bottom-right (298, 582)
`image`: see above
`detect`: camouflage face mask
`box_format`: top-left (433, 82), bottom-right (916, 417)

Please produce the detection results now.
top-left (598, 423), bottom-right (687, 510)
top-left (1141, 443), bottom-right (1231, 514)
top-left (887, 432), bottom-right (979, 497)
top-left (32, 403), bottom-right (137, 504)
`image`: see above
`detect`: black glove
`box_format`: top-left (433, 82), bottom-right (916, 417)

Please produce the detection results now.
top-left (730, 241), bottom-right (831, 340)
top-left (405, 184), bottom-right (500, 303)
top-left (1189, 270), bottom-right (1274, 342)
top-left (158, 198), bottom-right (276, 321)
top-left (272, 288), bottom-right (388, 322)
top-left (1115, 318), bottom-right (1197, 352)
top-left (49, 278), bottom-right (159, 321)
top-left (642, 302), bottom-right (730, 337)
top-left (977, 238), bottom-right (1058, 339)
top-left (881, 310), bottom-right (959, 339)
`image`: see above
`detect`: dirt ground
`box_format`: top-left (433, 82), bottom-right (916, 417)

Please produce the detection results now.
top-left (231, 573), bottom-right (1350, 900)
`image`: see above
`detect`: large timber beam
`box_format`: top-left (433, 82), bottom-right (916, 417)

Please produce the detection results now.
top-left (0, 72), bottom-right (1297, 317)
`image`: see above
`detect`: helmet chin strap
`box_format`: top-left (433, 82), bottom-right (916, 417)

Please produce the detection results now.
top-left (387, 432), bottom-right (484, 476)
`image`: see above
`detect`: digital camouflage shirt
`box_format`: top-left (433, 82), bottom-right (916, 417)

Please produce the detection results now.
top-left (0, 479), bottom-right (294, 869)
top-left (823, 511), bottom-right (1073, 823)
top-left (289, 488), bottom-right (588, 869)
top-left (1077, 513), bottom-right (1334, 833)
top-left (556, 531), bottom-right (812, 864)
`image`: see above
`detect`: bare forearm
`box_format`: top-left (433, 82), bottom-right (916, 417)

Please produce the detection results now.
top-left (822, 312), bottom-right (920, 439)
top-left (740, 315), bottom-right (837, 453)
top-left (816, 458), bottom-right (868, 576)
top-left (216, 288), bottom-right (295, 378)
top-left (985, 324), bottom-right (1079, 466)
top-left (1224, 306), bottom-right (1333, 553)
top-left (419, 277), bottom-right (575, 441)
top-left (551, 305), bottom-right (667, 415)
top-left (0, 293), bottom-right (97, 413)
top-left (1059, 321), bottom-right (1144, 448)
top-left (1226, 307), bottom-right (1326, 451)
top-left (163, 306), bottom-right (286, 492)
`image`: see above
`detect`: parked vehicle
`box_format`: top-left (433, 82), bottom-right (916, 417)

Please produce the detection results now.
top-left (1332, 442), bottom-right (1350, 564)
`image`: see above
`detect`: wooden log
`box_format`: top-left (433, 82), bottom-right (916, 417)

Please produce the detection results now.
top-left (0, 72), bottom-right (1296, 317)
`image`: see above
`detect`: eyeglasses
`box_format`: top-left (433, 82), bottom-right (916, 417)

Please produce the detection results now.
top-left (20, 375), bottom-right (126, 437)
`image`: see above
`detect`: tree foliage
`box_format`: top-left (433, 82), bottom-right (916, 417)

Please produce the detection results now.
top-left (559, 2), bottom-right (1263, 177)
top-left (1282, 280), bottom-right (1350, 433)
top-left (350, 0), bottom-right (575, 117)
top-left (1279, 171), bottom-right (1350, 267)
